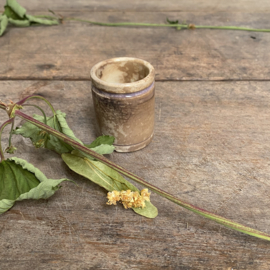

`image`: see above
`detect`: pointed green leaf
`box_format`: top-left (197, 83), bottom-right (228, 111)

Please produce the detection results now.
top-left (0, 15), bottom-right (8, 36)
top-left (54, 110), bottom-right (83, 144)
top-left (84, 135), bottom-right (115, 155)
top-left (8, 18), bottom-right (30, 27)
top-left (62, 152), bottom-right (158, 218)
top-left (14, 110), bottom-right (82, 154)
top-left (6, 0), bottom-right (26, 18)
top-left (85, 135), bottom-right (115, 148)
top-left (0, 157), bottom-right (68, 214)
top-left (26, 14), bottom-right (58, 25)
top-left (88, 144), bottom-right (115, 155)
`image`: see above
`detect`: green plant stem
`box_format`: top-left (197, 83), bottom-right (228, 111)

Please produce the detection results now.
top-left (0, 118), bottom-right (13, 161)
top-left (22, 104), bottom-right (48, 125)
top-left (66, 17), bottom-right (270, 32)
top-left (0, 104), bottom-right (6, 110)
top-left (17, 95), bottom-right (56, 115)
top-left (14, 110), bottom-right (270, 241)
top-left (34, 15), bottom-right (59, 20)
top-left (8, 119), bottom-right (14, 147)
top-left (17, 95), bottom-right (58, 130)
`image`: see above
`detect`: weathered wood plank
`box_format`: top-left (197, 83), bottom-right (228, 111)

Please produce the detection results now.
top-left (4, 0), bottom-right (270, 12)
top-left (0, 11), bottom-right (270, 81)
top-left (0, 80), bottom-right (270, 269)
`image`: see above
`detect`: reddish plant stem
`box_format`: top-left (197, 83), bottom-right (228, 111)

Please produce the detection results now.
top-left (14, 110), bottom-right (270, 241)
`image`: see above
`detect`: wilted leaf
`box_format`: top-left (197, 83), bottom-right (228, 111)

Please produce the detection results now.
top-left (0, 15), bottom-right (8, 36)
top-left (14, 110), bottom-right (114, 157)
top-left (83, 135), bottom-right (115, 157)
top-left (89, 144), bottom-right (115, 155)
top-left (0, 157), bottom-right (68, 214)
top-left (62, 152), bottom-right (158, 218)
top-left (54, 110), bottom-right (83, 144)
top-left (4, 5), bottom-right (21, 20)
top-left (26, 14), bottom-right (58, 25)
top-left (5, 0), bottom-right (26, 19)
top-left (85, 135), bottom-right (115, 148)
top-left (0, 0), bottom-right (58, 38)
top-left (8, 18), bottom-right (30, 27)
top-left (14, 110), bottom-right (82, 154)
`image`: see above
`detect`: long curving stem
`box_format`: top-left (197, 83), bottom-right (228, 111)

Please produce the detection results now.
top-left (22, 104), bottom-right (48, 125)
top-left (14, 110), bottom-right (270, 241)
top-left (66, 18), bottom-right (270, 32)
top-left (16, 95), bottom-right (56, 115)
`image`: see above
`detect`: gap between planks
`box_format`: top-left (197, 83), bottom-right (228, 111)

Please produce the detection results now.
top-left (1, 78), bottom-right (270, 82)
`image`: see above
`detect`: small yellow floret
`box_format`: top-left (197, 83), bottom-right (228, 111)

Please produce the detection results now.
top-left (122, 201), bottom-right (133, 209)
top-left (106, 189), bottom-right (151, 209)
top-left (106, 190), bottom-right (120, 205)
top-left (141, 189), bottom-right (151, 201)
top-left (120, 190), bottom-right (133, 202)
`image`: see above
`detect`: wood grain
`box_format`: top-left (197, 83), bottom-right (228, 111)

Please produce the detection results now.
top-left (1, 0), bottom-right (270, 268)
top-left (1, 80), bottom-right (270, 269)
top-left (0, 11), bottom-right (270, 81)
top-left (4, 0), bottom-right (270, 12)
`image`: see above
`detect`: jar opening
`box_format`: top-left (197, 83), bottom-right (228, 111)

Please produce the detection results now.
top-left (96, 60), bottom-right (150, 84)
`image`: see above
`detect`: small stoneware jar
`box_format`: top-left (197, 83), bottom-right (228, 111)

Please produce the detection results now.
top-left (90, 57), bottom-right (155, 152)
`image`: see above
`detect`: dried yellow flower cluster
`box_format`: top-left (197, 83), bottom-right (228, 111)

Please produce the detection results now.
top-left (107, 189), bottom-right (151, 209)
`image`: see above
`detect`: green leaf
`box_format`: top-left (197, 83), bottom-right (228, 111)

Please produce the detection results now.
top-left (0, 15), bottom-right (8, 36)
top-left (62, 152), bottom-right (158, 218)
top-left (14, 110), bottom-right (83, 154)
top-left (84, 135), bottom-right (115, 156)
top-left (4, 5), bottom-right (22, 20)
top-left (54, 110), bottom-right (83, 145)
top-left (6, 0), bottom-right (26, 19)
top-left (85, 135), bottom-right (115, 148)
top-left (26, 14), bottom-right (58, 25)
top-left (14, 109), bottom-right (114, 157)
top-left (132, 200), bottom-right (157, 217)
top-left (8, 18), bottom-right (30, 27)
top-left (90, 144), bottom-right (115, 155)
top-left (166, 18), bottom-right (179, 25)
top-left (0, 157), bottom-right (68, 214)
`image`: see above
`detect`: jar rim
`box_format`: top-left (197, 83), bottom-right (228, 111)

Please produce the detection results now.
top-left (90, 57), bottom-right (155, 94)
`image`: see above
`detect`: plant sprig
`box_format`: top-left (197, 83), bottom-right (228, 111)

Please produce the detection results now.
top-left (1, 0), bottom-right (270, 37)
top-left (1, 95), bottom-right (270, 241)
top-left (66, 17), bottom-right (270, 32)
top-left (0, 0), bottom-right (59, 37)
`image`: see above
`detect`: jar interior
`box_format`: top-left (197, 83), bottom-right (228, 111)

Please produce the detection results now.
top-left (96, 60), bottom-right (150, 84)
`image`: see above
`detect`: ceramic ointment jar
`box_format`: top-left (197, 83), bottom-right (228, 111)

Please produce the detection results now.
top-left (90, 57), bottom-right (155, 152)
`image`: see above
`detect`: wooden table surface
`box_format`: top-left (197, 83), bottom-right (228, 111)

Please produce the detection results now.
top-left (1, 1), bottom-right (270, 269)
